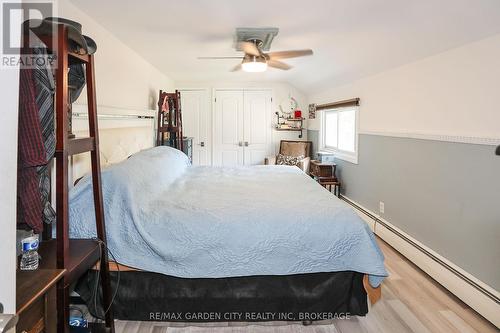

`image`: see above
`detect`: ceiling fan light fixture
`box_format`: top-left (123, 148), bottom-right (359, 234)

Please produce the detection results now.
top-left (242, 61), bottom-right (267, 72)
top-left (241, 55), bottom-right (267, 72)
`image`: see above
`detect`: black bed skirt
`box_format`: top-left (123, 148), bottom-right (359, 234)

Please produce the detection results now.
top-left (76, 270), bottom-right (368, 322)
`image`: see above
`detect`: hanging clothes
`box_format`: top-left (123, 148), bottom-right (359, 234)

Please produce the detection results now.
top-left (17, 61), bottom-right (47, 233)
top-left (17, 35), bottom-right (86, 232)
top-left (68, 63), bottom-right (85, 103)
top-left (17, 39), bottom-right (56, 233)
top-left (33, 45), bottom-right (57, 227)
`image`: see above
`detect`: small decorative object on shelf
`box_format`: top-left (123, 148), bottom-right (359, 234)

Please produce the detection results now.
top-left (294, 110), bottom-right (302, 119)
top-left (279, 96), bottom-right (298, 118)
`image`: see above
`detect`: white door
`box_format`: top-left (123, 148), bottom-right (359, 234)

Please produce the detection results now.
top-left (213, 90), bottom-right (244, 166)
top-left (243, 90), bottom-right (271, 165)
top-left (180, 90), bottom-right (210, 165)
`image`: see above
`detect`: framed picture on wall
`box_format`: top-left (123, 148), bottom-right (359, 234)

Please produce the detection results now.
top-left (308, 103), bottom-right (316, 119)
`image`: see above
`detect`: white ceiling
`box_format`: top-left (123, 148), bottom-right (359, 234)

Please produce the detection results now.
top-left (71, 0), bottom-right (500, 94)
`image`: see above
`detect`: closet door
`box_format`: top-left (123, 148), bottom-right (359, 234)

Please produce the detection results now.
top-left (180, 89), bottom-right (210, 165)
top-left (213, 90), bottom-right (244, 166)
top-left (243, 90), bottom-right (271, 165)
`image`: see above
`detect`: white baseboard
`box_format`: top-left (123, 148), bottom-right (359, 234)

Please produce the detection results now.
top-left (343, 195), bottom-right (500, 328)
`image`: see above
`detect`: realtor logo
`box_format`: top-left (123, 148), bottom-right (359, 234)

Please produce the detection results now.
top-left (1, 1), bottom-right (54, 68)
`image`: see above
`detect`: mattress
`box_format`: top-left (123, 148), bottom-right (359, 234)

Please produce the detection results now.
top-left (68, 146), bottom-right (387, 286)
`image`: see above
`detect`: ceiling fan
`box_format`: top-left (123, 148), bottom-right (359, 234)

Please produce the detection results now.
top-left (198, 39), bottom-right (313, 72)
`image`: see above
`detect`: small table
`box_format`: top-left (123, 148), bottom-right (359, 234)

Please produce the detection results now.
top-left (16, 268), bottom-right (65, 333)
top-left (310, 160), bottom-right (341, 197)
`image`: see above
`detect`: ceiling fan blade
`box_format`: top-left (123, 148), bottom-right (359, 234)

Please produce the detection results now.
top-left (198, 56), bottom-right (243, 59)
top-left (267, 49), bottom-right (313, 60)
top-left (239, 42), bottom-right (261, 56)
top-left (267, 60), bottom-right (292, 70)
top-left (230, 63), bottom-right (242, 72)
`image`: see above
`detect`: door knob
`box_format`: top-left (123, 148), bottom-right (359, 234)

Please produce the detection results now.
top-left (244, 141), bottom-right (249, 147)
top-left (238, 142), bottom-right (243, 147)
top-left (199, 141), bottom-right (205, 147)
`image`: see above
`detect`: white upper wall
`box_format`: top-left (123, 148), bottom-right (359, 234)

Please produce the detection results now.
top-left (68, 0), bottom-right (500, 95)
top-left (56, 0), bottom-right (174, 112)
top-left (54, 0), bottom-right (176, 179)
top-left (0, 42), bottom-right (20, 317)
top-left (308, 33), bottom-right (500, 139)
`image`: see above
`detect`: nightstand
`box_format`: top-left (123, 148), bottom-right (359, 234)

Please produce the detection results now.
top-left (310, 160), bottom-right (341, 197)
top-left (16, 268), bottom-right (65, 333)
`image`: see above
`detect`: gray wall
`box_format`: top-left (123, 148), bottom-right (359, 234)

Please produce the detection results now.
top-left (308, 130), bottom-right (500, 290)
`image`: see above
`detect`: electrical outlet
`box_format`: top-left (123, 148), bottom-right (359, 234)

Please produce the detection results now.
top-left (379, 201), bottom-right (385, 214)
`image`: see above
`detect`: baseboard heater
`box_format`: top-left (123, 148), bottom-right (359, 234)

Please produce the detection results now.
top-left (341, 196), bottom-right (499, 305)
top-left (340, 195), bottom-right (500, 330)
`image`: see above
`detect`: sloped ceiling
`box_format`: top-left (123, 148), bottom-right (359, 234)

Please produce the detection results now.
top-left (70, 0), bottom-right (500, 94)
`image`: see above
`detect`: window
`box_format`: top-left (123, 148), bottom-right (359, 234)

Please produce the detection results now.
top-left (320, 107), bottom-right (358, 163)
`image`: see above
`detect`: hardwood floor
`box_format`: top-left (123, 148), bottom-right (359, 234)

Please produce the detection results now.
top-left (112, 238), bottom-right (498, 333)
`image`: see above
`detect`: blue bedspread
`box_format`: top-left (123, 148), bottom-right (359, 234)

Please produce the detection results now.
top-left (69, 146), bottom-right (387, 287)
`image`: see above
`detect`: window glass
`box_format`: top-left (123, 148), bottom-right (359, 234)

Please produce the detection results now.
top-left (320, 107), bottom-right (358, 163)
top-left (324, 111), bottom-right (338, 148)
top-left (338, 110), bottom-right (356, 152)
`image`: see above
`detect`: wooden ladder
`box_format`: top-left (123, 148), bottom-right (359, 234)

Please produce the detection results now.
top-left (35, 24), bottom-right (115, 333)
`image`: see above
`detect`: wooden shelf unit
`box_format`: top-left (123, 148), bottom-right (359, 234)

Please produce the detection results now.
top-left (38, 239), bottom-right (101, 286)
top-left (157, 90), bottom-right (184, 150)
top-left (282, 118), bottom-right (305, 121)
top-left (26, 24), bottom-right (115, 333)
top-left (274, 112), bottom-right (304, 138)
top-left (274, 127), bottom-right (304, 130)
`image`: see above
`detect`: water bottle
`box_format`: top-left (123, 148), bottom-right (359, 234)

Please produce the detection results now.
top-left (20, 233), bottom-right (39, 270)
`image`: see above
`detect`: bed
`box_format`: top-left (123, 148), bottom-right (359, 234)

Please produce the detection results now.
top-left (69, 146), bottom-right (387, 321)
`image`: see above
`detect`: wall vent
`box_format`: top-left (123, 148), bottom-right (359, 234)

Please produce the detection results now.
top-left (234, 27), bottom-right (279, 51)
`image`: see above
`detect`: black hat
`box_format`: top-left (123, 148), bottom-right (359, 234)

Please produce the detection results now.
top-left (25, 17), bottom-right (97, 55)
